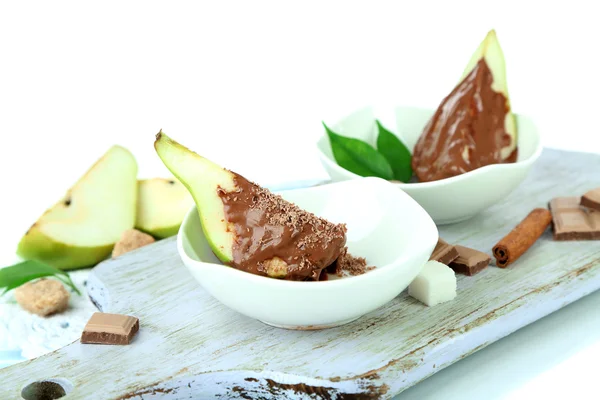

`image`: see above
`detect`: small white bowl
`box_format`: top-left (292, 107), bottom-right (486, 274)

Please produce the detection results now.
top-left (177, 177), bottom-right (437, 330)
top-left (317, 106), bottom-right (542, 225)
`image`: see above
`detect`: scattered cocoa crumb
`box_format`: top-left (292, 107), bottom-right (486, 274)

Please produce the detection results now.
top-left (112, 229), bottom-right (155, 258)
top-left (328, 247), bottom-right (375, 277)
top-left (15, 279), bottom-right (70, 316)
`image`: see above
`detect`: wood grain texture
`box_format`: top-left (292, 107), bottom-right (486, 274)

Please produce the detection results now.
top-left (1, 148), bottom-right (600, 399)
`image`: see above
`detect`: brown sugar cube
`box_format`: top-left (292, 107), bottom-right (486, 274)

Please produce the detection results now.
top-left (15, 279), bottom-right (70, 317)
top-left (581, 188), bottom-right (600, 212)
top-left (81, 312), bottom-right (139, 345)
top-left (112, 229), bottom-right (155, 258)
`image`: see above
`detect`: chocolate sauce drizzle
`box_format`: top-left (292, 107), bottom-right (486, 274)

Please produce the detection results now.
top-left (412, 59), bottom-right (516, 182)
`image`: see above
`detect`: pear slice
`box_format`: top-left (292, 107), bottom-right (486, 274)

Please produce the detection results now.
top-left (154, 132), bottom-right (347, 280)
top-left (17, 146), bottom-right (138, 270)
top-left (460, 29), bottom-right (517, 160)
top-left (154, 133), bottom-right (237, 262)
top-left (135, 178), bottom-right (194, 238)
top-left (412, 29), bottom-right (518, 182)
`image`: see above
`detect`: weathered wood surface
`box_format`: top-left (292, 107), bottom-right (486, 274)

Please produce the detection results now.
top-left (0, 270), bottom-right (95, 360)
top-left (1, 148), bottom-right (600, 399)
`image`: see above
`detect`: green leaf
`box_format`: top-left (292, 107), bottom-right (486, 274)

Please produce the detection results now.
top-left (375, 120), bottom-right (413, 182)
top-left (323, 122), bottom-right (394, 180)
top-left (0, 260), bottom-right (81, 295)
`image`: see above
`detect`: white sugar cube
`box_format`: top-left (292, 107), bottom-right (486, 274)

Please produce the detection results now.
top-left (409, 260), bottom-right (457, 306)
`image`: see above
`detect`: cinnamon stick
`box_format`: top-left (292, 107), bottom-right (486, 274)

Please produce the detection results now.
top-left (492, 208), bottom-right (552, 268)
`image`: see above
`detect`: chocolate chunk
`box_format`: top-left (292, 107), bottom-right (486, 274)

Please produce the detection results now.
top-left (581, 188), bottom-right (600, 212)
top-left (449, 245), bottom-right (490, 276)
top-left (429, 239), bottom-right (459, 265)
top-left (81, 312), bottom-right (139, 345)
top-left (549, 197), bottom-right (600, 241)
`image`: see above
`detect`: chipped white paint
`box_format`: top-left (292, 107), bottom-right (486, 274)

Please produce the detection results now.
top-left (1, 148), bottom-right (600, 399)
top-left (0, 270), bottom-right (96, 359)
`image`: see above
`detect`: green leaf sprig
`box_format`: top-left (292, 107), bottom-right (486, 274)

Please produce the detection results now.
top-left (375, 120), bottom-right (413, 182)
top-left (323, 122), bottom-right (393, 180)
top-left (0, 260), bottom-right (81, 295)
top-left (324, 120), bottom-right (413, 182)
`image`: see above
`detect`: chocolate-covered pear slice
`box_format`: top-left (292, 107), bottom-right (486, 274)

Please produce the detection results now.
top-left (412, 29), bottom-right (518, 182)
top-left (154, 132), bottom-right (347, 280)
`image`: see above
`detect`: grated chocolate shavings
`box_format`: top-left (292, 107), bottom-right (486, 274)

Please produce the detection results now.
top-left (218, 173), bottom-right (347, 280)
top-left (327, 247), bottom-right (376, 277)
top-left (240, 180), bottom-right (347, 273)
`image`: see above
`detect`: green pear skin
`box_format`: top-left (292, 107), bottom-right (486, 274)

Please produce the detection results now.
top-left (135, 178), bottom-right (194, 239)
top-left (154, 132), bottom-right (237, 263)
top-left (17, 145), bottom-right (138, 270)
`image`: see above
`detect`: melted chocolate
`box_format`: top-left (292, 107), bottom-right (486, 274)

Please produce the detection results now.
top-left (217, 173), bottom-right (347, 280)
top-left (412, 59), bottom-right (516, 182)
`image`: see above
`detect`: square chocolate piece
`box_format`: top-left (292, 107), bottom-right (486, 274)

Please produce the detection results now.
top-left (581, 188), bottom-right (600, 212)
top-left (429, 238), bottom-right (459, 265)
top-left (549, 197), bottom-right (600, 241)
top-left (81, 312), bottom-right (139, 345)
top-left (449, 245), bottom-right (490, 276)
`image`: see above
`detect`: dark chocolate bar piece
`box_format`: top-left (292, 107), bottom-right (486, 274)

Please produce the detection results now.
top-left (449, 245), bottom-right (490, 276)
top-left (549, 197), bottom-right (600, 241)
top-left (581, 188), bottom-right (600, 212)
top-left (429, 238), bottom-right (459, 265)
top-left (81, 312), bottom-right (139, 345)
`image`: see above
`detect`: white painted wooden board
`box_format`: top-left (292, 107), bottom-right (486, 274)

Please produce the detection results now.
top-left (2, 148), bottom-right (600, 399)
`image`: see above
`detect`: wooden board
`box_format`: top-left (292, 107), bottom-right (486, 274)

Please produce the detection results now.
top-left (2, 148), bottom-right (600, 399)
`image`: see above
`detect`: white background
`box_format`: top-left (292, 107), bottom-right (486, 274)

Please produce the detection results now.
top-left (1, 1), bottom-right (599, 399)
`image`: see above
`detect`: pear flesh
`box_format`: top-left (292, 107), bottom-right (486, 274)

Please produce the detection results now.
top-left (135, 178), bottom-right (194, 238)
top-left (154, 132), bottom-right (347, 280)
top-left (412, 29), bottom-right (518, 182)
top-left (17, 146), bottom-right (138, 270)
top-left (154, 133), bottom-right (237, 262)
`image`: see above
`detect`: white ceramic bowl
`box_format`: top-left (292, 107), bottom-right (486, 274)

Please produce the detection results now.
top-left (317, 106), bottom-right (543, 225)
top-left (177, 177), bottom-right (438, 330)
